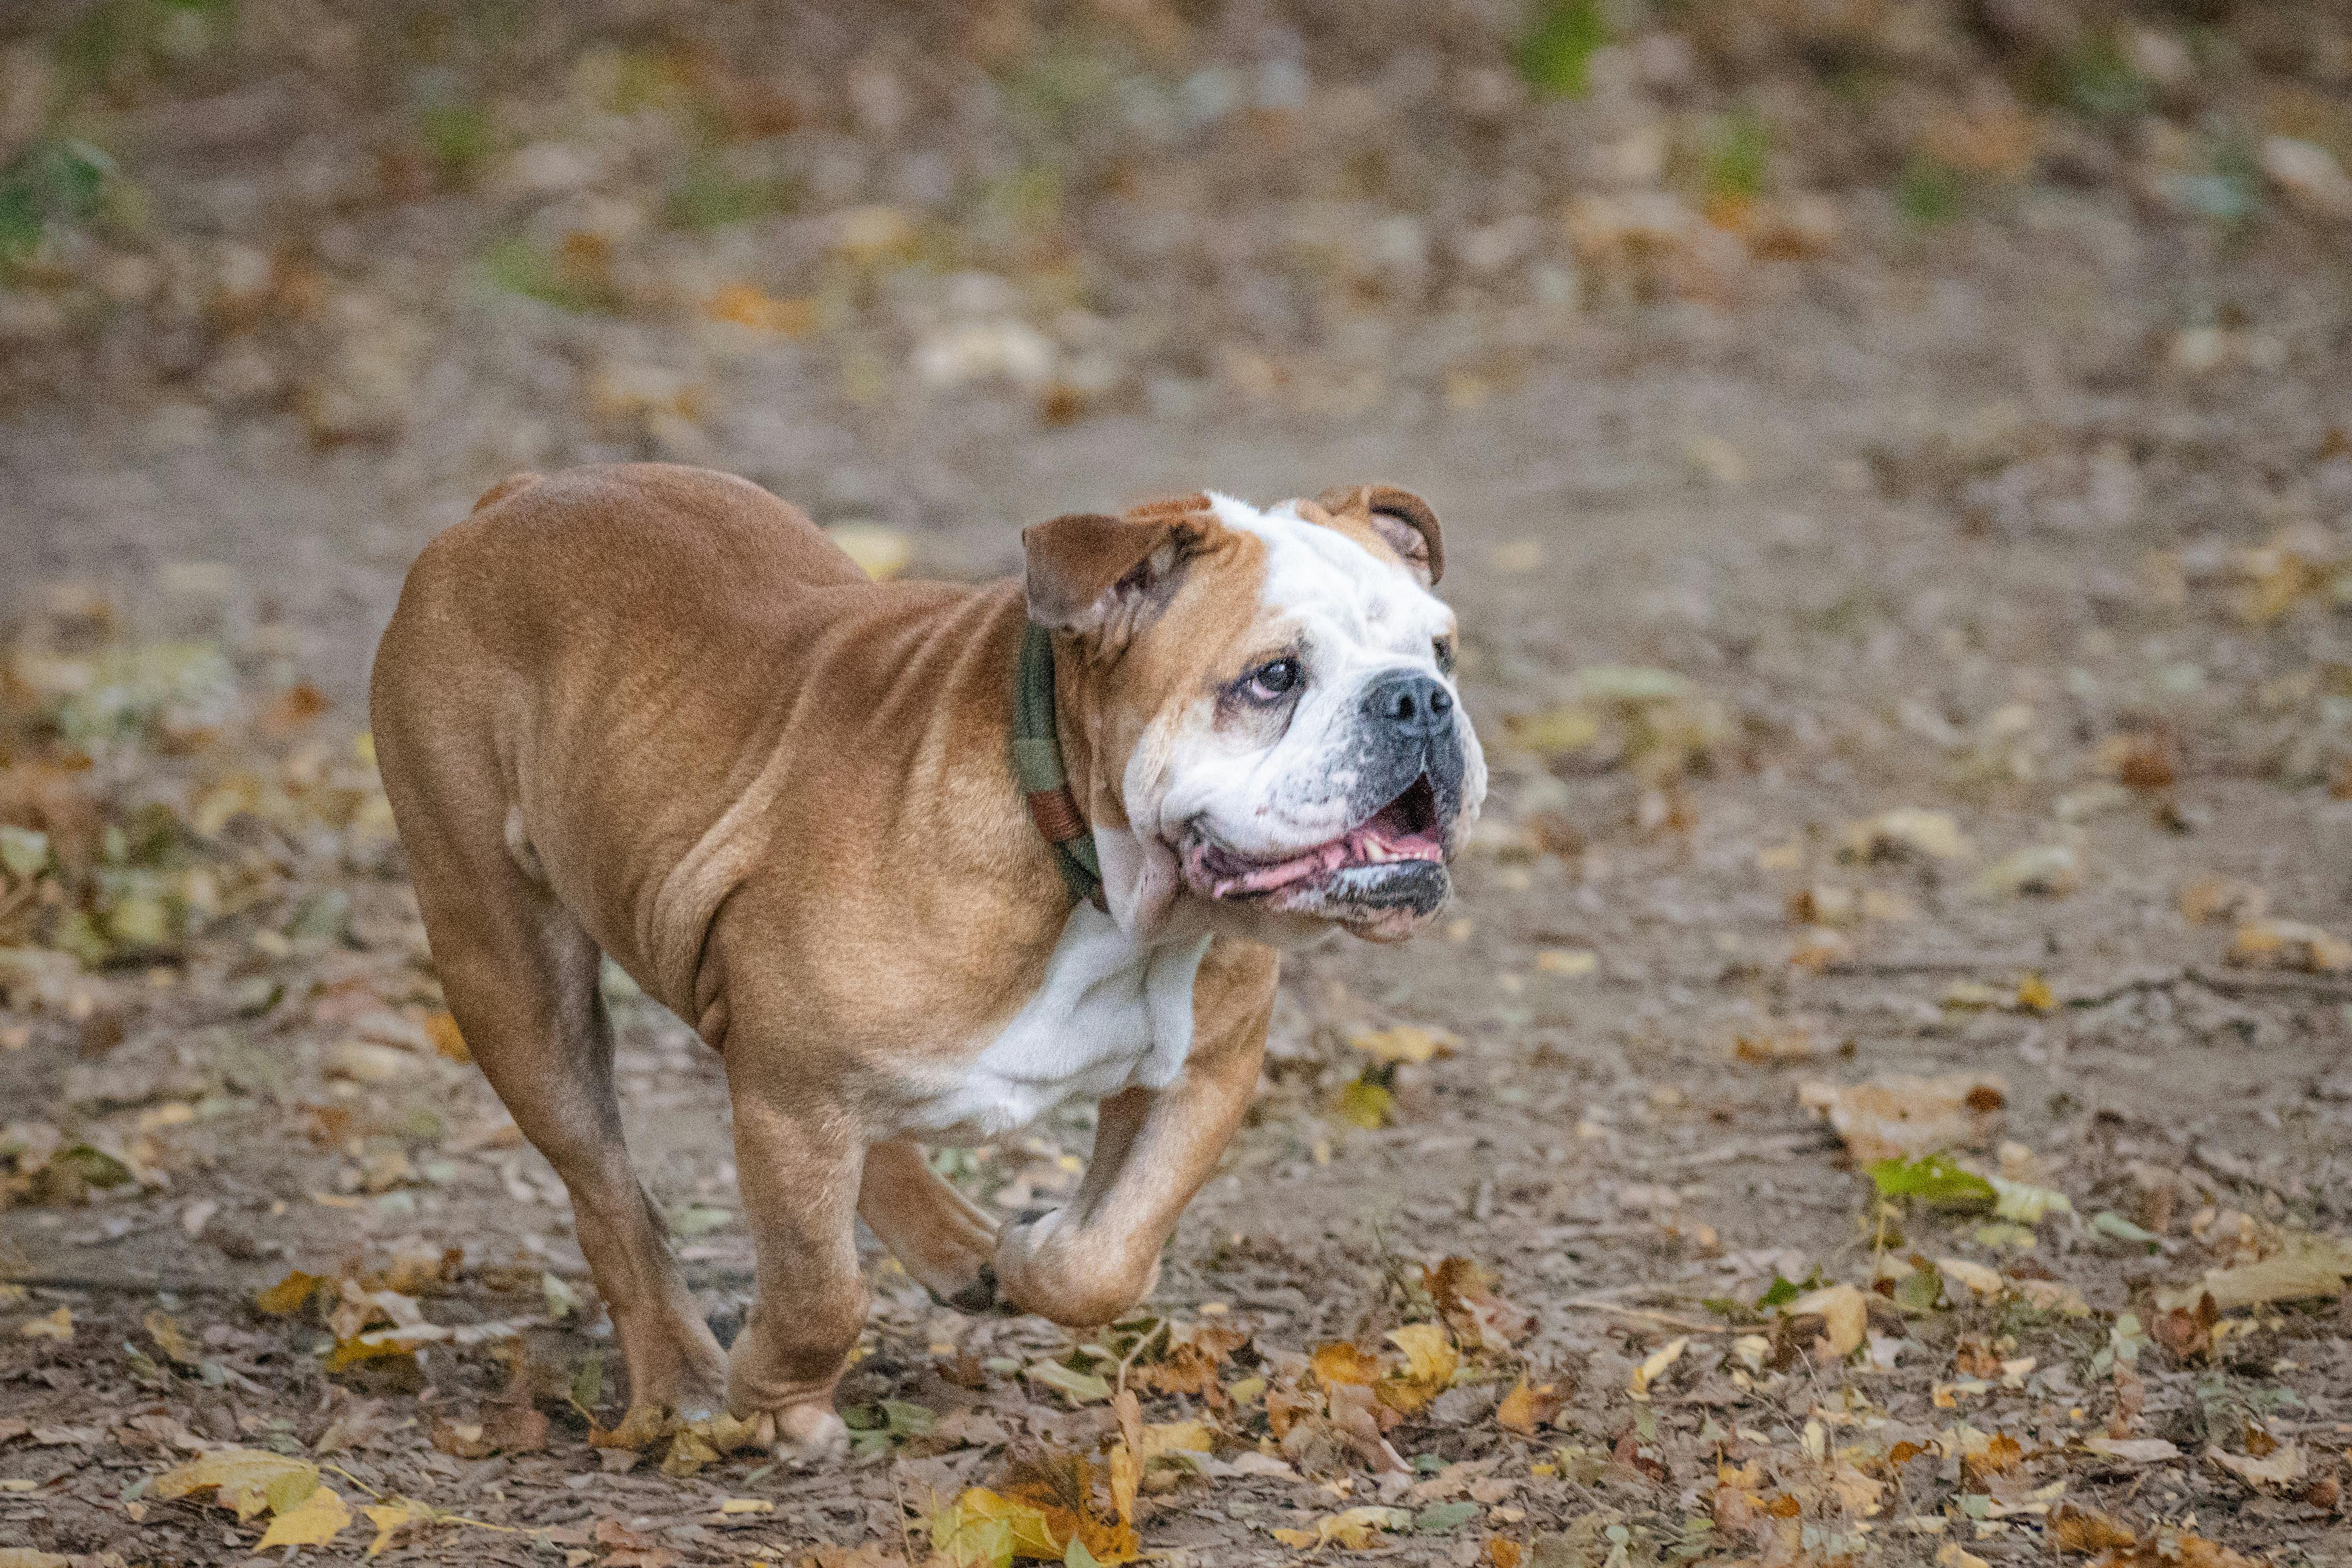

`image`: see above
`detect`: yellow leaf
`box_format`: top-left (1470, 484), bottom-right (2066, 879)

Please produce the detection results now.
top-left (18, 1305), bottom-right (70, 1341)
top-left (1273, 1506), bottom-right (1413, 1551)
top-left (145, 1310), bottom-right (199, 1366)
top-left (1346, 1025), bottom-right (1453, 1065)
top-left (153, 1448), bottom-right (320, 1522)
top-left (423, 1010), bottom-right (470, 1063)
top-left (1785, 1285), bottom-right (1868, 1358)
top-left (1937, 1257), bottom-right (2004, 1296)
top-left (1627, 1336), bottom-right (1688, 1400)
top-left (1380, 1323), bottom-right (1458, 1413)
top-left (2015, 973), bottom-right (2055, 1012)
top-left (1140, 1419), bottom-right (1216, 1461)
top-left (254, 1270), bottom-right (327, 1316)
top-left (719, 1498), bottom-right (774, 1515)
top-left (1503, 706), bottom-right (1600, 757)
top-left (825, 523), bottom-right (913, 582)
top-left (326, 1334), bottom-right (420, 1373)
top-left (363, 1498), bottom-right (439, 1557)
top-left (257, 1485), bottom-right (351, 1549)
top-left (1336, 1079), bottom-right (1395, 1129)
top-left (2154, 1233), bottom-right (2352, 1313)
top-left (947, 1487), bottom-right (1062, 1561)
top-left (1311, 1341), bottom-right (1383, 1388)
top-left (1494, 1378), bottom-right (1562, 1435)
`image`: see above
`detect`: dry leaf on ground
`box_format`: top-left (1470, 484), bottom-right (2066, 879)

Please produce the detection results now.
top-left (2207, 1442), bottom-right (2306, 1489)
top-left (1784, 1285), bottom-right (1868, 1358)
top-left (2227, 918), bottom-right (2352, 972)
top-left (1271, 1506), bottom-right (1413, 1551)
top-left (1841, 807), bottom-right (1973, 862)
top-left (2153, 1233), bottom-right (2352, 1313)
top-left (1799, 1074), bottom-right (2007, 1162)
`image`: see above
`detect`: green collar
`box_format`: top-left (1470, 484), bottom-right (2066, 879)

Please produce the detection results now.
top-left (1012, 622), bottom-right (1106, 911)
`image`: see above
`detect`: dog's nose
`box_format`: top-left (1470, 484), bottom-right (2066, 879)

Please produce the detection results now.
top-left (1364, 671), bottom-right (1454, 739)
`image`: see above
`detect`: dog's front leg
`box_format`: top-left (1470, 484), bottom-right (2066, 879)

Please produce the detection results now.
top-left (992, 943), bottom-right (1275, 1326)
top-left (723, 1087), bottom-right (866, 1462)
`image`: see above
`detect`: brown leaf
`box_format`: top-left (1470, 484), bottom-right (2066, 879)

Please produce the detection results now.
top-left (1798, 1074), bottom-right (2006, 1162)
top-left (1493, 1378), bottom-right (1564, 1435)
top-left (592, 1517), bottom-right (681, 1568)
top-left (1310, 1341), bottom-right (1383, 1389)
top-left (2052, 1504), bottom-right (2141, 1553)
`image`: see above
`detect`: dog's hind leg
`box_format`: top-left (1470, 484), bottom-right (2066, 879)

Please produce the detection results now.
top-left (377, 731), bottom-right (728, 1425)
top-left (857, 1140), bottom-right (1000, 1310)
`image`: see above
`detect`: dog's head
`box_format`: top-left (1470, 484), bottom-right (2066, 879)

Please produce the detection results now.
top-left (1024, 486), bottom-right (1485, 944)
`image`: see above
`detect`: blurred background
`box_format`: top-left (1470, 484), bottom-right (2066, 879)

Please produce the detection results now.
top-left (3, 0), bottom-right (2349, 691)
top-left (6, 4), bottom-right (2352, 1562)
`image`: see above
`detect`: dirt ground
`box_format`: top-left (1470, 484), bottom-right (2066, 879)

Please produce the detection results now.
top-left (6, 4), bottom-right (2352, 1566)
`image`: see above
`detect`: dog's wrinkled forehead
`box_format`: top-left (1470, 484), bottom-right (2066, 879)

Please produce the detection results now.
top-left (1203, 492), bottom-right (1453, 654)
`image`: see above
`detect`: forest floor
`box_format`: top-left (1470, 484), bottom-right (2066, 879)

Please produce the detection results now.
top-left (6, 4), bottom-right (2352, 1565)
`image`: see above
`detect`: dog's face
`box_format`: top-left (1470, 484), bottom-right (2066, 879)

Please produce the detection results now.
top-left (1025, 487), bottom-right (1485, 943)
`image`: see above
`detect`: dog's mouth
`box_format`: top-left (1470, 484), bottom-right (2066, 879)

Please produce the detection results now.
top-left (1182, 775), bottom-right (1448, 915)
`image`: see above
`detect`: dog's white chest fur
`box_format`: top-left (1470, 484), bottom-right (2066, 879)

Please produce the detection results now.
top-left (908, 906), bottom-right (1210, 1141)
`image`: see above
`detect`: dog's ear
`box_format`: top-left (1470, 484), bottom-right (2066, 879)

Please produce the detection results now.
top-left (1023, 495), bottom-right (1210, 632)
top-left (1316, 484), bottom-right (1444, 586)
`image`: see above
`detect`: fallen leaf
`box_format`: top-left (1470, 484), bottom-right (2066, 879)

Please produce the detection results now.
top-left (825, 523), bottom-right (912, 581)
top-left (1311, 1340), bottom-right (1384, 1389)
top-left (1976, 845), bottom-right (2079, 897)
top-left (17, 1305), bottom-right (71, 1341)
top-left (153, 1447), bottom-right (320, 1521)
top-left (2050, 1504), bottom-right (2143, 1553)
top-left (1785, 1286), bottom-right (1868, 1358)
top-left (1271, 1506), bottom-right (1413, 1551)
top-left (423, 1010), bottom-right (470, 1062)
top-left (1493, 1378), bottom-right (1564, 1435)
top-left (1626, 1336), bottom-right (1688, 1399)
top-left (2228, 917), bottom-right (2352, 973)
top-left (1347, 1025), bottom-right (1455, 1065)
top-left (2153, 1233), bottom-right (2352, 1313)
top-left (1380, 1324), bottom-right (1458, 1413)
top-left (1842, 807), bottom-right (1973, 862)
top-left (362, 1497), bottom-right (440, 1557)
top-left (2080, 1437), bottom-right (2180, 1464)
top-left (1990, 1175), bottom-right (2072, 1224)
top-left (257, 1485), bottom-right (351, 1549)
top-left (2179, 876), bottom-right (2266, 926)
top-left (2208, 1441), bottom-right (2306, 1489)
top-left (1801, 1075), bottom-right (2007, 1162)
top-left (1937, 1257), bottom-right (2004, 1296)
top-left (145, 1309), bottom-right (200, 1367)
top-left (1026, 1360), bottom-right (1113, 1405)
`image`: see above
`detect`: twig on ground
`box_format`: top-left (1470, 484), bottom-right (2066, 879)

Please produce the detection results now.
top-left (1558, 1297), bottom-right (1735, 1335)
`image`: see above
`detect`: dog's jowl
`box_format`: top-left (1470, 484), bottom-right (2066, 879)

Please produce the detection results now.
top-left (369, 464), bottom-right (1485, 1460)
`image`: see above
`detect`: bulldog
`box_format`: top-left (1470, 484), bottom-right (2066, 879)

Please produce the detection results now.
top-left (369, 464), bottom-right (1485, 1459)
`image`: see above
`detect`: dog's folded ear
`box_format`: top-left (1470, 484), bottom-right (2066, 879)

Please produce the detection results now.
top-left (1314, 484), bottom-right (1444, 586)
top-left (1023, 494), bottom-right (1210, 632)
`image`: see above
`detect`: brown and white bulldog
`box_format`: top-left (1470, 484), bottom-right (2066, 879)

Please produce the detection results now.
top-left (369, 464), bottom-right (1485, 1460)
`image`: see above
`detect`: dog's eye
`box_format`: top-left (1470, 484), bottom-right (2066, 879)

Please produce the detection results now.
top-left (1432, 636), bottom-right (1456, 675)
top-left (1245, 657), bottom-right (1302, 700)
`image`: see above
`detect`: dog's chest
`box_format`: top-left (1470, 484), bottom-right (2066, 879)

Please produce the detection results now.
top-left (907, 907), bottom-right (1211, 1141)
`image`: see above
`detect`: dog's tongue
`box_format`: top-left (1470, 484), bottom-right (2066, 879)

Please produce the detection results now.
top-left (1213, 838), bottom-right (1352, 898)
top-left (1207, 818), bottom-right (1444, 900)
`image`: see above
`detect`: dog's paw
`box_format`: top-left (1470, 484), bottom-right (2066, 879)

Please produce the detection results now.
top-left (991, 1212), bottom-right (1160, 1327)
top-left (933, 1262), bottom-right (1004, 1316)
top-left (766, 1403), bottom-right (850, 1467)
